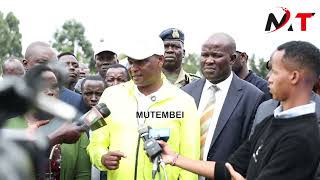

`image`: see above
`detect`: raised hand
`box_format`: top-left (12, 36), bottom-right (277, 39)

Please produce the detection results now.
top-left (48, 122), bottom-right (86, 146)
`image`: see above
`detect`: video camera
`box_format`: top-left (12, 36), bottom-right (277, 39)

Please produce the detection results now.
top-left (0, 129), bottom-right (49, 179)
top-left (0, 61), bottom-right (82, 179)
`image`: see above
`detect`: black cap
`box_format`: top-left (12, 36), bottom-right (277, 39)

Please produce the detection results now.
top-left (159, 28), bottom-right (184, 43)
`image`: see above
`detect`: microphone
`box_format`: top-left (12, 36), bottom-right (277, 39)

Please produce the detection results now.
top-left (138, 126), bottom-right (162, 160)
top-left (149, 128), bottom-right (170, 142)
top-left (76, 103), bottom-right (110, 131)
top-left (138, 125), bottom-right (163, 179)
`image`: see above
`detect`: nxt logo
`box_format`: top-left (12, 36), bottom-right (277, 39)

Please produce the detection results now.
top-left (265, 7), bottom-right (315, 33)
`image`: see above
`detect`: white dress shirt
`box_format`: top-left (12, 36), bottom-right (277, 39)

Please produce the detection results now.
top-left (198, 73), bottom-right (233, 161)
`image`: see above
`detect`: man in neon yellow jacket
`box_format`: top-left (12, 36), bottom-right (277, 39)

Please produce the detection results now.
top-left (87, 36), bottom-right (200, 180)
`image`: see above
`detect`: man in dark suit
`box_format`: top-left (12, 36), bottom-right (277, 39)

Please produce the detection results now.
top-left (161, 40), bottom-right (320, 180)
top-left (182, 33), bottom-right (264, 166)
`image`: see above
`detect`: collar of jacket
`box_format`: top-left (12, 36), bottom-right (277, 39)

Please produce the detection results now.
top-left (125, 73), bottom-right (180, 104)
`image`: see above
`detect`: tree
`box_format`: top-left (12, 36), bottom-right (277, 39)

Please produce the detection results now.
top-left (52, 19), bottom-right (94, 71)
top-left (248, 54), bottom-right (268, 79)
top-left (0, 11), bottom-right (22, 71)
top-left (183, 53), bottom-right (201, 75)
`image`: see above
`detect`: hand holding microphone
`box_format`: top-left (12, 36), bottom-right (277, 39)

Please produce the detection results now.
top-left (158, 140), bottom-right (178, 165)
top-left (138, 125), bottom-right (171, 179)
top-left (48, 123), bottom-right (85, 147)
top-left (138, 126), bottom-right (163, 160)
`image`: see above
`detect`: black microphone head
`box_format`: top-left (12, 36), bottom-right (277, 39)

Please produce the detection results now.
top-left (24, 64), bottom-right (52, 93)
top-left (0, 77), bottom-right (31, 122)
top-left (95, 103), bottom-right (110, 118)
top-left (46, 61), bottom-right (69, 87)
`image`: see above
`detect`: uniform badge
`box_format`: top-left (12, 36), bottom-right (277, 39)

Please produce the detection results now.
top-left (151, 96), bottom-right (156, 102)
top-left (172, 29), bottom-right (180, 39)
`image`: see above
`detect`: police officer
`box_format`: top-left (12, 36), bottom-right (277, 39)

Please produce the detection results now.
top-left (159, 28), bottom-right (200, 88)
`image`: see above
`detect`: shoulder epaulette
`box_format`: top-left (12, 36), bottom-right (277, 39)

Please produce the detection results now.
top-left (189, 73), bottom-right (201, 79)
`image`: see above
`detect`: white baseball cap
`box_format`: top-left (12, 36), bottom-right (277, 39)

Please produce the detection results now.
top-left (94, 41), bottom-right (118, 57)
top-left (123, 36), bottom-right (164, 61)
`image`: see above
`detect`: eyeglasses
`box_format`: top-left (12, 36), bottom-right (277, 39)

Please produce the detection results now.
top-left (266, 60), bottom-right (271, 70)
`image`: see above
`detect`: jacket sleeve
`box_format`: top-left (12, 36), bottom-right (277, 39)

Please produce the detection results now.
top-left (179, 98), bottom-right (200, 180)
top-left (74, 133), bottom-right (91, 180)
top-left (86, 118), bottom-right (111, 171)
top-left (247, 92), bottom-right (264, 139)
top-left (86, 90), bottom-right (112, 171)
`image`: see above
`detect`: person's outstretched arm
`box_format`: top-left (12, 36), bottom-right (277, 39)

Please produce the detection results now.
top-left (159, 141), bottom-right (247, 180)
top-left (159, 140), bottom-right (216, 179)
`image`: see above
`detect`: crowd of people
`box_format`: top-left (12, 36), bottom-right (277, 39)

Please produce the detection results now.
top-left (1, 28), bottom-right (320, 180)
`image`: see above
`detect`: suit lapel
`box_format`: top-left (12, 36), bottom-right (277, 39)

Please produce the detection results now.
top-left (191, 79), bottom-right (206, 108)
top-left (209, 75), bottom-right (243, 149)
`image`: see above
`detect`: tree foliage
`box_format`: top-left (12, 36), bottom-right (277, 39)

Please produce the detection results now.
top-left (183, 53), bottom-right (269, 79)
top-left (248, 54), bottom-right (268, 79)
top-left (52, 19), bottom-right (94, 70)
top-left (183, 53), bottom-right (201, 75)
top-left (0, 11), bottom-right (22, 71)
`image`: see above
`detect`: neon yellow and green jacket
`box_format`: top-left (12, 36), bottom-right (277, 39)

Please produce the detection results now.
top-left (87, 79), bottom-right (200, 180)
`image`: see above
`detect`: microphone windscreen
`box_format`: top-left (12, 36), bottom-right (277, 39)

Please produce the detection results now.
top-left (96, 103), bottom-right (110, 118)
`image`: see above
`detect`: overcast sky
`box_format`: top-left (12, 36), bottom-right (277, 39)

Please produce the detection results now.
top-left (2, 0), bottom-right (320, 60)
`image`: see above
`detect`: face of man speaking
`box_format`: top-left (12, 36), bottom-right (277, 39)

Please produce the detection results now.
top-left (128, 55), bottom-right (164, 88)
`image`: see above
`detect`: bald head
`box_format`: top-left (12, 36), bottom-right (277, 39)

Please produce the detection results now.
top-left (203, 33), bottom-right (236, 54)
top-left (2, 58), bottom-right (25, 77)
top-left (200, 33), bottom-right (237, 84)
top-left (23, 41), bottom-right (57, 70)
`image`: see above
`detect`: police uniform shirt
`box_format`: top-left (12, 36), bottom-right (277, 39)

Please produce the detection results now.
top-left (174, 68), bottom-right (200, 88)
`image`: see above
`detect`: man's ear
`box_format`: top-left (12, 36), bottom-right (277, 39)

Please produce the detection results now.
top-left (22, 59), bottom-right (28, 70)
top-left (158, 55), bottom-right (164, 67)
top-left (290, 71), bottom-right (300, 85)
top-left (230, 53), bottom-right (236, 65)
top-left (183, 49), bottom-right (185, 59)
top-left (240, 52), bottom-right (248, 64)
